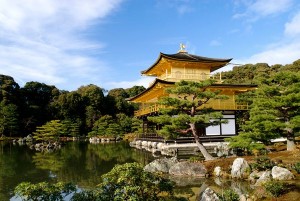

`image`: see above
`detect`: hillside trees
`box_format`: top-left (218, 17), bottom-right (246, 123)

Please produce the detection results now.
top-left (0, 75), bottom-right (20, 136)
top-left (0, 103), bottom-right (19, 137)
top-left (0, 73), bottom-right (144, 137)
top-left (227, 71), bottom-right (300, 151)
top-left (20, 82), bottom-right (60, 134)
top-left (77, 84), bottom-right (105, 131)
top-left (148, 80), bottom-right (228, 161)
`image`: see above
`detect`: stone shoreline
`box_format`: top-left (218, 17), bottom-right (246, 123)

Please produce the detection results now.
top-left (143, 156), bottom-right (298, 201)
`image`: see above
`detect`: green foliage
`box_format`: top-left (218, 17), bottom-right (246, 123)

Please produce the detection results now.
top-left (228, 71), bottom-right (300, 151)
top-left (61, 120), bottom-right (80, 137)
top-left (293, 162), bottom-right (300, 174)
top-left (218, 189), bottom-right (239, 201)
top-left (107, 88), bottom-right (135, 116)
top-left (97, 162), bottom-right (176, 201)
top-left (14, 181), bottom-right (76, 201)
top-left (77, 84), bottom-right (105, 130)
top-left (0, 74), bottom-right (20, 105)
top-left (88, 115), bottom-right (121, 138)
top-left (0, 102), bottom-right (19, 136)
top-left (125, 85), bottom-right (145, 98)
top-left (250, 156), bottom-right (274, 171)
top-left (21, 81), bottom-right (60, 134)
top-left (71, 190), bottom-right (100, 201)
top-left (33, 120), bottom-right (67, 142)
top-left (188, 156), bottom-right (202, 162)
top-left (15, 163), bottom-right (181, 201)
top-left (225, 133), bottom-right (265, 152)
top-left (263, 180), bottom-right (286, 198)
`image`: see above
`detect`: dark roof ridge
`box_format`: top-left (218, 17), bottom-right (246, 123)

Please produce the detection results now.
top-left (161, 52), bottom-right (232, 62)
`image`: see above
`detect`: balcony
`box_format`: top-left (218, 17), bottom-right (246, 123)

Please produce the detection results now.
top-left (134, 102), bottom-right (249, 117)
top-left (159, 72), bottom-right (222, 82)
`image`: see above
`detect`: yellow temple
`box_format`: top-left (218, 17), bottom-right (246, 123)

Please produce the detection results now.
top-left (129, 45), bottom-right (256, 140)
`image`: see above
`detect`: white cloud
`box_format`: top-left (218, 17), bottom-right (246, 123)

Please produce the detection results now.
top-left (250, 0), bottom-right (292, 16)
top-left (234, 40), bottom-right (300, 65)
top-left (285, 11), bottom-right (300, 37)
top-left (0, 0), bottom-right (123, 90)
top-left (233, 0), bottom-right (294, 20)
top-left (106, 77), bottom-right (155, 90)
top-left (230, 6), bottom-right (300, 67)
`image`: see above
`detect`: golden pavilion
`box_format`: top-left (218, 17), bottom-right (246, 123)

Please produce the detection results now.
top-left (129, 45), bottom-right (256, 141)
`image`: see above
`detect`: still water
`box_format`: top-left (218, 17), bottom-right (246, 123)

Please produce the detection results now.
top-left (3, 141), bottom-right (298, 201)
top-left (0, 141), bottom-right (154, 200)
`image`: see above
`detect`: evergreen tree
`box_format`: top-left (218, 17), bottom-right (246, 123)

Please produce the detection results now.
top-left (0, 103), bottom-right (19, 136)
top-left (148, 80), bottom-right (228, 161)
top-left (33, 120), bottom-right (67, 142)
top-left (88, 115), bottom-right (121, 138)
top-left (228, 71), bottom-right (300, 151)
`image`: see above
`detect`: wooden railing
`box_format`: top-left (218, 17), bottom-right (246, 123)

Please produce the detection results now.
top-left (159, 73), bottom-right (222, 83)
top-left (134, 103), bottom-right (249, 117)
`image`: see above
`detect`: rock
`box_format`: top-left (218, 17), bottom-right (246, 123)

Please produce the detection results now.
top-left (169, 175), bottom-right (206, 186)
top-left (199, 187), bottom-right (219, 201)
top-left (214, 142), bottom-right (230, 157)
top-left (213, 166), bottom-right (222, 177)
top-left (231, 158), bottom-right (250, 179)
top-left (151, 142), bottom-right (158, 149)
top-left (26, 134), bottom-right (34, 141)
top-left (249, 171), bottom-right (263, 183)
top-left (141, 141), bottom-right (148, 147)
top-left (157, 142), bottom-right (165, 150)
top-left (214, 177), bottom-right (223, 186)
top-left (169, 161), bottom-right (207, 177)
top-left (144, 157), bottom-right (178, 173)
top-left (271, 166), bottom-right (294, 180)
top-left (152, 149), bottom-right (161, 156)
top-left (254, 171), bottom-right (271, 186)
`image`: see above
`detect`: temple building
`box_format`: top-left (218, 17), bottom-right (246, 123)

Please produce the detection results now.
top-left (128, 45), bottom-right (256, 142)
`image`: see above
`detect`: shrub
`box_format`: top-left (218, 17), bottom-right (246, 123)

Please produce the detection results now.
top-left (188, 156), bottom-right (202, 162)
top-left (14, 163), bottom-right (186, 201)
top-left (263, 180), bottom-right (286, 198)
top-left (218, 189), bottom-right (239, 201)
top-left (294, 162), bottom-right (300, 174)
top-left (14, 182), bottom-right (76, 201)
top-left (250, 156), bottom-right (274, 171)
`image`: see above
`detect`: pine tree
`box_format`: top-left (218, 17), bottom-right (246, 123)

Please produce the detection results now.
top-left (33, 120), bottom-right (66, 142)
top-left (228, 71), bottom-right (300, 151)
top-left (148, 80), bottom-right (228, 161)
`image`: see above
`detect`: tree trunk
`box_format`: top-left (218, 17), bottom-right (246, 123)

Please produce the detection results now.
top-left (287, 133), bottom-right (296, 151)
top-left (286, 126), bottom-right (296, 151)
top-left (190, 123), bottom-right (215, 161)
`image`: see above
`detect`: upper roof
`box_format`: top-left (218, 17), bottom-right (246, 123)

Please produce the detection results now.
top-left (143, 52), bottom-right (232, 75)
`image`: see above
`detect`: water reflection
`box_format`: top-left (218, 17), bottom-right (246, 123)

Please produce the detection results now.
top-left (0, 141), bottom-right (154, 200)
top-left (171, 177), bottom-right (253, 200)
top-left (0, 141), bottom-right (262, 201)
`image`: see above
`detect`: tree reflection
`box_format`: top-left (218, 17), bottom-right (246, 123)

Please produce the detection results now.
top-left (1, 141), bottom-right (154, 200)
top-left (32, 152), bottom-right (65, 172)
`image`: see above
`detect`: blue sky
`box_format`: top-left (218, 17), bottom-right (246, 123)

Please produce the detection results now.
top-left (0, 0), bottom-right (300, 91)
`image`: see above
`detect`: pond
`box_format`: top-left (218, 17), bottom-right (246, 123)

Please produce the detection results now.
top-left (1, 141), bottom-right (299, 201)
top-left (0, 141), bottom-right (154, 200)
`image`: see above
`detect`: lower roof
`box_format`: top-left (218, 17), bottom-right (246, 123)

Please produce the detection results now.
top-left (128, 79), bottom-right (257, 103)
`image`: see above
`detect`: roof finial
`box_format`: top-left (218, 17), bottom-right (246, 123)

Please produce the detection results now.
top-left (178, 43), bottom-right (187, 53)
